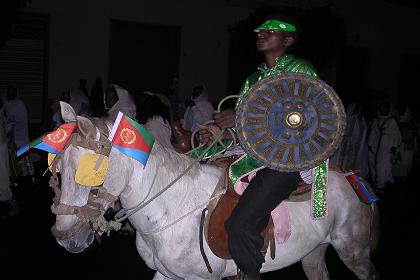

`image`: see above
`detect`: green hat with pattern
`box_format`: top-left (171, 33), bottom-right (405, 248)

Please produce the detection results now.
top-left (254, 19), bottom-right (297, 32)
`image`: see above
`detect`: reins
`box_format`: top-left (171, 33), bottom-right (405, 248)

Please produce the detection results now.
top-left (51, 95), bottom-right (241, 237)
top-left (107, 95), bottom-right (240, 234)
top-left (107, 128), bottom-right (226, 234)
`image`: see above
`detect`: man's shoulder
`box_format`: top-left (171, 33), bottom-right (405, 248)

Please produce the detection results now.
top-left (289, 57), bottom-right (315, 67)
top-left (287, 57), bottom-right (318, 76)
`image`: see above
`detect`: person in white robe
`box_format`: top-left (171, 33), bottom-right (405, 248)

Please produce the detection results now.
top-left (392, 105), bottom-right (418, 179)
top-left (104, 84), bottom-right (137, 123)
top-left (4, 86), bottom-right (30, 149)
top-left (182, 84), bottom-right (214, 133)
top-left (367, 100), bottom-right (402, 191)
top-left (69, 89), bottom-right (90, 117)
top-left (138, 93), bottom-right (174, 150)
top-left (0, 98), bottom-right (12, 202)
top-left (330, 102), bottom-right (369, 178)
top-left (0, 97), bottom-right (19, 217)
top-left (4, 85), bottom-right (34, 177)
top-left (143, 91), bottom-right (174, 122)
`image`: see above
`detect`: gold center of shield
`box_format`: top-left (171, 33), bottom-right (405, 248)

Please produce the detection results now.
top-left (285, 111), bottom-right (304, 128)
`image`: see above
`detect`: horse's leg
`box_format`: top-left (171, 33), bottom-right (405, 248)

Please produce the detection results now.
top-left (332, 240), bottom-right (377, 280)
top-left (301, 243), bottom-right (330, 280)
top-left (152, 271), bottom-right (172, 280)
top-left (331, 218), bottom-right (378, 280)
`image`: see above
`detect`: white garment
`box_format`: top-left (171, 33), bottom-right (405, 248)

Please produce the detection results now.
top-left (330, 103), bottom-right (369, 177)
top-left (393, 107), bottom-right (417, 177)
top-left (106, 84), bottom-right (137, 122)
top-left (143, 91), bottom-right (173, 122)
top-left (367, 116), bottom-right (402, 188)
top-left (4, 98), bottom-right (29, 149)
top-left (182, 86), bottom-right (214, 133)
top-left (0, 107), bottom-right (12, 202)
top-left (69, 89), bottom-right (90, 116)
top-left (144, 116), bottom-right (174, 150)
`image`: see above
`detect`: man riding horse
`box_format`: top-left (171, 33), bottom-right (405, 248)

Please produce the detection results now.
top-left (200, 15), bottom-right (323, 280)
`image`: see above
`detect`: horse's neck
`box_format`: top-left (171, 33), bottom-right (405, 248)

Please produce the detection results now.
top-left (123, 142), bottom-right (222, 217)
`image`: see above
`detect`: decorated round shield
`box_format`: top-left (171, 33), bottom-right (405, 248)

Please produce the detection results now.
top-left (236, 73), bottom-right (346, 172)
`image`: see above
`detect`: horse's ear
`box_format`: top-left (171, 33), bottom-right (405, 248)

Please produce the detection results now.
top-left (60, 101), bottom-right (76, 122)
top-left (76, 116), bottom-right (96, 140)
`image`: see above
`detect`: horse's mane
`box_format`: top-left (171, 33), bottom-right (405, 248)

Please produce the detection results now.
top-left (148, 140), bottom-right (203, 178)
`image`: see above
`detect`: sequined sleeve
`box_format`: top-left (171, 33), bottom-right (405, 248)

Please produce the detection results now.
top-left (287, 59), bottom-right (318, 77)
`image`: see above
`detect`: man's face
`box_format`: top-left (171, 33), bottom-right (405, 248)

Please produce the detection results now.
top-left (256, 30), bottom-right (290, 53)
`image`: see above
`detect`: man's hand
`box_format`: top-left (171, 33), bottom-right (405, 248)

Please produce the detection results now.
top-left (198, 124), bottom-right (223, 146)
top-left (213, 109), bottom-right (235, 130)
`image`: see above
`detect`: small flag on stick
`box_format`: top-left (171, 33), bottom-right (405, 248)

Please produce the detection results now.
top-left (344, 171), bottom-right (379, 204)
top-left (109, 112), bottom-right (154, 167)
top-left (17, 122), bottom-right (77, 156)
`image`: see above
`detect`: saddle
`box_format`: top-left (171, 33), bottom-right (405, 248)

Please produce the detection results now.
top-left (201, 156), bottom-right (313, 264)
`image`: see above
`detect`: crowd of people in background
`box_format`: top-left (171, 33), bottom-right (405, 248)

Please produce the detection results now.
top-left (0, 78), bottom-right (216, 219)
top-left (1, 75), bottom-right (419, 219)
top-left (331, 97), bottom-right (418, 194)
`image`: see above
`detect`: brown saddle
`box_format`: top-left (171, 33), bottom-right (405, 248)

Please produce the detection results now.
top-left (207, 188), bottom-right (275, 260)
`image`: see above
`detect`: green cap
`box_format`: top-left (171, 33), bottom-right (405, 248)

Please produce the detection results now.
top-left (254, 19), bottom-right (297, 32)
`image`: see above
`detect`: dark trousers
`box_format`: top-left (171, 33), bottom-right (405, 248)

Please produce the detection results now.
top-left (225, 168), bottom-right (300, 273)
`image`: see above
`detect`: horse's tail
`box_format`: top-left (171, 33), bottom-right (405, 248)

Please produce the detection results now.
top-left (370, 202), bottom-right (380, 253)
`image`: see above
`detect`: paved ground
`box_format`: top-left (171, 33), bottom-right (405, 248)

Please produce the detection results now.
top-left (1, 158), bottom-right (417, 279)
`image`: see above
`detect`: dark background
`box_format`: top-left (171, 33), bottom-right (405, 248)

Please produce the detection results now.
top-left (1, 0), bottom-right (419, 279)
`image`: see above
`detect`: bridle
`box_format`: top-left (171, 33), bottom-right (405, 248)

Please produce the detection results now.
top-left (49, 127), bottom-right (118, 240)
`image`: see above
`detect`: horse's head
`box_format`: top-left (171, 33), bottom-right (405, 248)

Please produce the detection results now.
top-left (50, 102), bottom-right (119, 253)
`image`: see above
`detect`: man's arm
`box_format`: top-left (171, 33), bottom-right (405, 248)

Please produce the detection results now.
top-left (198, 76), bottom-right (251, 145)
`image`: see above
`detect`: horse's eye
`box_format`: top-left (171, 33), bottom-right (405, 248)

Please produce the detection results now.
top-left (91, 189), bottom-right (99, 196)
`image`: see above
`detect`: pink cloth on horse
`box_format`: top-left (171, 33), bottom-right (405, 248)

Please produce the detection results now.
top-left (234, 172), bottom-right (291, 244)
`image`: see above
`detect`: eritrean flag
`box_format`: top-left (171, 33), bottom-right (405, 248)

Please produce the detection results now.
top-left (109, 112), bottom-right (154, 167)
top-left (17, 122), bottom-right (77, 156)
top-left (344, 172), bottom-right (379, 204)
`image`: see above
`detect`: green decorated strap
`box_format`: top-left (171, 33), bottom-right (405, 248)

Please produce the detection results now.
top-left (186, 140), bottom-right (233, 160)
top-left (311, 160), bottom-right (328, 219)
top-left (229, 154), bottom-right (262, 188)
top-left (254, 20), bottom-right (297, 32)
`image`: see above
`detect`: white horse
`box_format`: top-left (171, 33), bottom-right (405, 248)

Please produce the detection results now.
top-left (50, 106), bottom-right (378, 280)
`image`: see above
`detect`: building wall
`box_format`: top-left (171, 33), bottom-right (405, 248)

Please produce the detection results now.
top-left (23, 0), bottom-right (420, 104)
top-left (332, 0), bottom-right (420, 100)
top-left (23, 0), bottom-right (250, 103)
